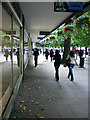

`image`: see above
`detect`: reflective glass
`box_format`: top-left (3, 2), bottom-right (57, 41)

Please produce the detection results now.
top-left (13, 17), bottom-right (20, 87)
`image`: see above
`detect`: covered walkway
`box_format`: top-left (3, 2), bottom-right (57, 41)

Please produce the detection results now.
top-left (10, 54), bottom-right (88, 118)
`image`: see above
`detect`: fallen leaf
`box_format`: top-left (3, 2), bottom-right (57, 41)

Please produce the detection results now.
top-left (23, 86), bottom-right (27, 88)
top-left (40, 108), bottom-right (45, 111)
top-left (28, 113), bottom-right (32, 118)
top-left (14, 116), bottom-right (16, 118)
top-left (28, 88), bottom-right (31, 90)
top-left (36, 113), bottom-right (41, 118)
top-left (59, 113), bottom-right (62, 116)
top-left (31, 100), bottom-right (34, 102)
top-left (35, 102), bottom-right (39, 105)
top-left (19, 105), bottom-right (23, 108)
top-left (40, 94), bottom-right (43, 97)
top-left (20, 101), bottom-right (25, 103)
top-left (39, 116), bottom-right (44, 118)
top-left (15, 109), bottom-right (19, 113)
top-left (22, 106), bottom-right (26, 111)
top-left (29, 110), bottom-right (32, 112)
top-left (52, 98), bottom-right (56, 101)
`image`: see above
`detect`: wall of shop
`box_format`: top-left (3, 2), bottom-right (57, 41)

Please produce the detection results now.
top-left (0, 2), bottom-right (30, 118)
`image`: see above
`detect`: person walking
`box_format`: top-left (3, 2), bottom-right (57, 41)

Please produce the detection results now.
top-left (79, 49), bottom-right (84, 68)
top-left (53, 50), bottom-right (61, 81)
top-left (66, 51), bottom-right (78, 81)
top-left (15, 48), bottom-right (20, 67)
top-left (45, 49), bottom-right (49, 60)
top-left (4, 49), bottom-right (9, 62)
top-left (33, 48), bottom-right (39, 67)
top-left (50, 49), bottom-right (54, 62)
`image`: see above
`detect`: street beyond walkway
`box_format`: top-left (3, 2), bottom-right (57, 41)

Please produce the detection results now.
top-left (10, 54), bottom-right (88, 118)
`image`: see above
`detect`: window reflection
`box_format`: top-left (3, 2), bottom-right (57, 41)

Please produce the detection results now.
top-left (24, 33), bottom-right (28, 67)
top-left (13, 17), bottom-right (20, 87)
top-left (1, 6), bottom-right (12, 114)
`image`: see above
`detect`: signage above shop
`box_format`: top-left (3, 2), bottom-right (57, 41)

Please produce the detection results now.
top-left (69, 2), bottom-right (83, 11)
top-left (54, 2), bottom-right (83, 12)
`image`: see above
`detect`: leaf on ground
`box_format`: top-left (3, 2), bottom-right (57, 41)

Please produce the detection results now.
top-left (20, 101), bottom-right (25, 103)
top-left (19, 105), bottom-right (23, 108)
top-left (15, 109), bottom-right (19, 113)
top-left (35, 102), bottom-right (39, 105)
top-left (45, 99), bottom-right (51, 102)
top-left (59, 113), bottom-right (62, 116)
top-left (27, 113), bottom-right (32, 118)
top-left (23, 86), bottom-right (27, 88)
top-left (14, 116), bottom-right (17, 118)
top-left (29, 110), bottom-right (32, 112)
top-left (31, 100), bottom-right (34, 102)
top-left (22, 106), bottom-right (26, 111)
top-left (36, 113), bottom-right (44, 118)
top-left (52, 98), bottom-right (56, 101)
top-left (40, 94), bottom-right (43, 97)
top-left (39, 116), bottom-right (45, 118)
top-left (40, 108), bottom-right (45, 111)
top-left (35, 113), bottom-right (41, 118)
top-left (28, 88), bottom-right (31, 90)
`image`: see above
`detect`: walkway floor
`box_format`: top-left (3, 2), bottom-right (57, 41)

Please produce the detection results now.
top-left (10, 54), bottom-right (89, 119)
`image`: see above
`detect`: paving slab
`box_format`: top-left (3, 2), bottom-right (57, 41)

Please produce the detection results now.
top-left (9, 55), bottom-right (89, 119)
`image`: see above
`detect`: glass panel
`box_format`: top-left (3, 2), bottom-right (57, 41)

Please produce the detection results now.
top-left (24, 33), bottom-right (28, 67)
top-left (13, 17), bottom-right (20, 87)
top-left (1, 6), bottom-right (12, 112)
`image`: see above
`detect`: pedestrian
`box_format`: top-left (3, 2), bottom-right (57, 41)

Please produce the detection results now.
top-left (4, 49), bottom-right (9, 62)
top-left (50, 49), bottom-right (54, 62)
top-left (45, 49), bottom-right (49, 60)
top-left (66, 50), bottom-right (78, 81)
top-left (79, 49), bottom-right (84, 68)
top-left (53, 50), bottom-right (61, 81)
top-left (33, 48), bottom-right (39, 67)
top-left (43, 48), bottom-right (45, 56)
top-left (15, 48), bottom-right (20, 67)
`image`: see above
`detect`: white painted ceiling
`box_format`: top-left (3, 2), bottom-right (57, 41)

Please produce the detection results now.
top-left (19, 2), bottom-right (73, 42)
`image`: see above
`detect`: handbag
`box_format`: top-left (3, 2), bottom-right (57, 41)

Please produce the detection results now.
top-left (64, 57), bottom-right (70, 67)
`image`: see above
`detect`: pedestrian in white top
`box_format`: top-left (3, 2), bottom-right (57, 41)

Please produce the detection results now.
top-left (66, 51), bottom-right (78, 81)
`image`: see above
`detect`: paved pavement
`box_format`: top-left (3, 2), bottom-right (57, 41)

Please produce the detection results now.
top-left (10, 54), bottom-right (89, 119)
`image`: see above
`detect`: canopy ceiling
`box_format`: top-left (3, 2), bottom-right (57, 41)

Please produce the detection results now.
top-left (19, 2), bottom-right (73, 42)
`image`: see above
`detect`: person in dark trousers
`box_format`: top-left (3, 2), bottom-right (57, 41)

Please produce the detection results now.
top-left (79, 49), bottom-right (84, 68)
top-left (33, 48), bottom-right (39, 67)
top-left (50, 49), bottom-right (54, 62)
top-left (66, 51), bottom-right (78, 81)
top-left (53, 50), bottom-right (61, 81)
top-left (45, 49), bottom-right (49, 60)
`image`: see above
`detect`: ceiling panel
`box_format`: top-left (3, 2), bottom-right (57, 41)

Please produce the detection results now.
top-left (19, 2), bottom-right (73, 42)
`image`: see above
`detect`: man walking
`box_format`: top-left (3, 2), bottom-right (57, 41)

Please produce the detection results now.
top-left (33, 48), bottom-right (39, 67)
top-left (53, 50), bottom-right (61, 81)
